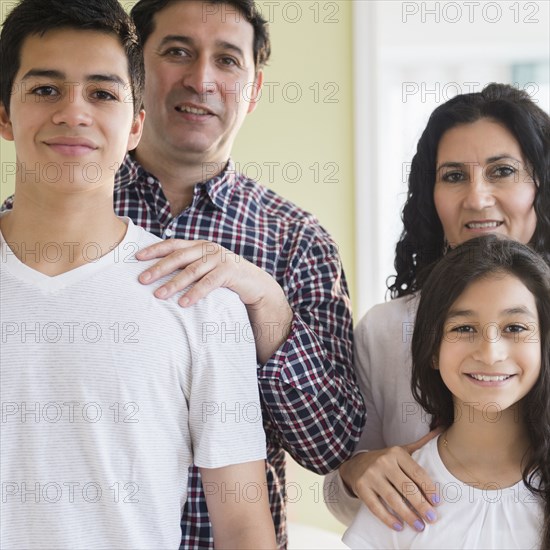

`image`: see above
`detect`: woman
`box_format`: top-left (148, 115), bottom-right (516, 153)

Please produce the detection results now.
top-left (324, 83), bottom-right (550, 532)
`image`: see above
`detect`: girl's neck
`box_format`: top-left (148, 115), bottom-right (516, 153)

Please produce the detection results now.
top-left (438, 402), bottom-right (530, 488)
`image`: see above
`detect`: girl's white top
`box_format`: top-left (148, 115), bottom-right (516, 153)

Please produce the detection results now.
top-left (343, 437), bottom-right (543, 549)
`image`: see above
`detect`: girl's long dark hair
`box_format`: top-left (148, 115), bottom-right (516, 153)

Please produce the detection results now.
top-left (389, 83), bottom-right (550, 298)
top-left (411, 235), bottom-right (550, 549)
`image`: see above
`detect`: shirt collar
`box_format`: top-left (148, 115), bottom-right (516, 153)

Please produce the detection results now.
top-left (117, 153), bottom-right (237, 213)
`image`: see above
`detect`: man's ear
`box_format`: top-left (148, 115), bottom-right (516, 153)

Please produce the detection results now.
top-left (247, 70), bottom-right (264, 114)
top-left (127, 109), bottom-right (145, 152)
top-left (0, 103), bottom-right (14, 141)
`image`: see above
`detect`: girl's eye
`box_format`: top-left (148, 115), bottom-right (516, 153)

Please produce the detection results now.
top-left (503, 324), bottom-right (527, 334)
top-left (450, 325), bottom-right (475, 334)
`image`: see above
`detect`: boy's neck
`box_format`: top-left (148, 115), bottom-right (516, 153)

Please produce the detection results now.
top-left (0, 185), bottom-right (126, 276)
top-left (439, 403), bottom-right (529, 488)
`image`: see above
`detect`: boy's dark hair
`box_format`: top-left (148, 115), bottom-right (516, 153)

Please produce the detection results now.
top-left (411, 234), bottom-right (550, 548)
top-left (389, 83), bottom-right (550, 298)
top-left (0, 0), bottom-right (144, 116)
top-left (131, 0), bottom-right (271, 71)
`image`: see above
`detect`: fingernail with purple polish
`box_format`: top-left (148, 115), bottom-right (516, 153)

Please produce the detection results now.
top-left (426, 510), bottom-right (436, 522)
top-left (393, 523), bottom-right (403, 532)
top-left (413, 520), bottom-right (425, 532)
top-left (431, 494), bottom-right (441, 504)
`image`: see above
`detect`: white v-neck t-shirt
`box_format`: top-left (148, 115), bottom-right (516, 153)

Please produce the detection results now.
top-left (343, 437), bottom-right (543, 549)
top-left (0, 218), bottom-right (266, 549)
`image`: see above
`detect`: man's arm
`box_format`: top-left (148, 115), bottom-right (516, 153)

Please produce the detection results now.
top-left (201, 461), bottom-right (276, 549)
top-left (136, 229), bottom-right (365, 473)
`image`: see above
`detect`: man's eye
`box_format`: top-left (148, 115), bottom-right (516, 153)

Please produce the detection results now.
top-left (164, 48), bottom-right (189, 58)
top-left (219, 56), bottom-right (238, 67)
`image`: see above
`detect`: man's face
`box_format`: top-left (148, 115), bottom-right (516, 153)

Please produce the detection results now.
top-left (0, 28), bottom-right (143, 193)
top-left (139, 0), bottom-right (262, 166)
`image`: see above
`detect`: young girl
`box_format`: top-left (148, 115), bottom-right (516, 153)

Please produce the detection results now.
top-left (343, 235), bottom-right (550, 549)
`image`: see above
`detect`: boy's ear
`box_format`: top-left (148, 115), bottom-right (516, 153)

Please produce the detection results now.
top-left (127, 109), bottom-right (145, 152)
top-left (0, 103), bottom-right (14, 141)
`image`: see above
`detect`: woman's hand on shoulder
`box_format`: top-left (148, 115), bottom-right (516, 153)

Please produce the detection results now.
top-left (339, 429), bottom-right (442, 532)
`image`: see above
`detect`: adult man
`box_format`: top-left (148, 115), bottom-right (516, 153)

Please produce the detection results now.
top-left (0, 0), bottom-right (275, 547)
top-left (2, 0), bottom-right (366, 547)
top-left (128, 1), bottom-right (366, 546)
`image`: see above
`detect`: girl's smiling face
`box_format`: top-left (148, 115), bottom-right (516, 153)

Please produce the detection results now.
top-left (437, 272), bottom-right (541, 415)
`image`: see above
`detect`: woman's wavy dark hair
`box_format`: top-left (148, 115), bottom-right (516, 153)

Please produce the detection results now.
top-left (411, 235), bottom-right (550, 549)
top-left (389, 83), bottom-right (550, 298)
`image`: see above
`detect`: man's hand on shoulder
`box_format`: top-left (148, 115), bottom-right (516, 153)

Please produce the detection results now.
top-left (137, 239), bottom-right (293, 363)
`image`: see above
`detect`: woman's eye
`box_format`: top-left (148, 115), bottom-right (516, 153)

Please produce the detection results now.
top-left (490, 165), bottom-right (516, 179)
top-left (441, 171), bottom-right (465, 183)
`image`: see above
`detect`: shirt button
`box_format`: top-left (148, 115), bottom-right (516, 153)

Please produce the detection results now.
top-left (147, 176), bottom-right (155, 185)
top-left (165, 229), bottom-right (173, 238)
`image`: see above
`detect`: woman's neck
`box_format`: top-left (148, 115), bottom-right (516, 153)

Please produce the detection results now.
top-left (438, 402), bottom-right (530, 488)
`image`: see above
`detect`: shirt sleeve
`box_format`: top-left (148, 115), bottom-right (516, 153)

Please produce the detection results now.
top-left (257, 224), bottom-right (366, 474)
top-left (323, 313), bottom-right (380, 525)
top-left (189, 289), bottom-right (267, 469)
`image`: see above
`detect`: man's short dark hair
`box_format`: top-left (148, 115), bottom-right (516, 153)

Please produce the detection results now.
top-left (0, 0), bottom-right (145, 116)
top-left (131, 0), bottom-right (271, 71)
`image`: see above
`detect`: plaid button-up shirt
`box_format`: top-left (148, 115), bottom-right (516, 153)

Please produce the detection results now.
top-left (2, 153), bottom-right (365, 548)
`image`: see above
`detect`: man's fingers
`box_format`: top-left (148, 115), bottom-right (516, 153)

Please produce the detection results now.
top-left (150, 259), bottom-right (211, 300)
top-left (177, 272), bottom-right (221, 307)
top-left (135, 239), bottom-right (197, 260)
top-left (139, 248), bottom-right (204, 284)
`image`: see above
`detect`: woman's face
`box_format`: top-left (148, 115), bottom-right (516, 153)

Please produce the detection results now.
top-left (434, 118), bottom-right (537, 247)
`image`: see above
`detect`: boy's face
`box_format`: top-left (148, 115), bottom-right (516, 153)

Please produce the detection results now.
top-left (0, 28), bottom-right (143, 192)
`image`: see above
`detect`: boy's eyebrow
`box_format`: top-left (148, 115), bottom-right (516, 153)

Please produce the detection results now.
top-left (159, 34), bottom-right (245, 58)
top-left (21, 69), bottom-right (126, 86)
top-left (446, 306), bottom-right (537, 320)
top-left (21, 69), bottom-right (65, 81)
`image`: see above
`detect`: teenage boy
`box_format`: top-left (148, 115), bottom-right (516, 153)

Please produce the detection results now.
top-left (0, 0), bottom-right (276, 548)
